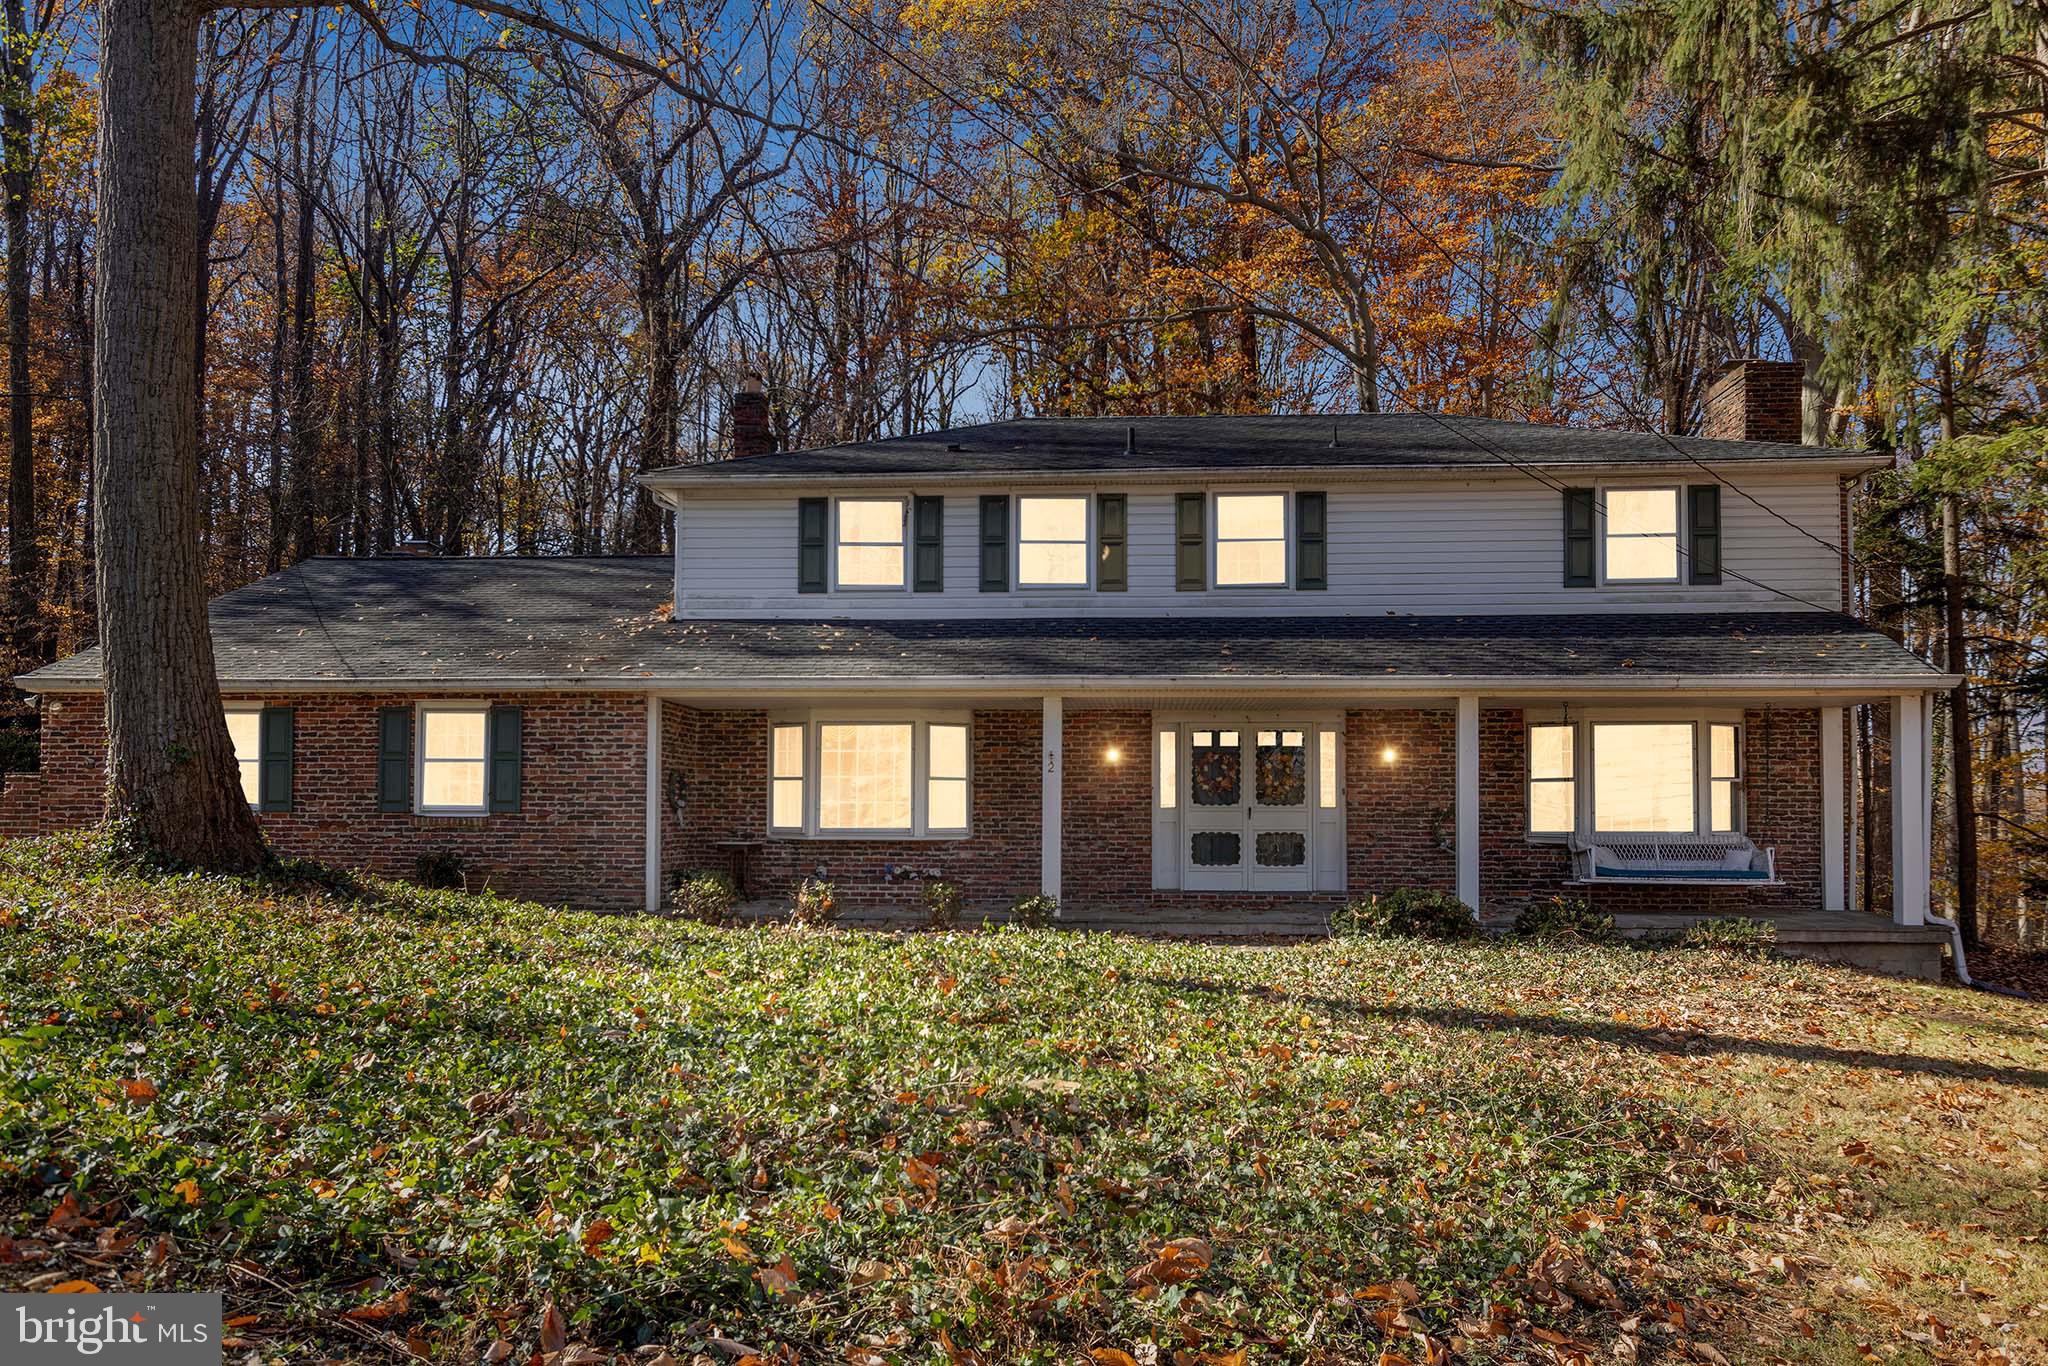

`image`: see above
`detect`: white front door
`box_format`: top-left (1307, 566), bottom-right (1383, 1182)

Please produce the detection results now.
top-left (1179, 721), bottom-right (1315, 892)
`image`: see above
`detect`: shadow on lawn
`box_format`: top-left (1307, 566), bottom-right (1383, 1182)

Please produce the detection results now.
top-left (1142, 976), bottom-right (2048, 1091)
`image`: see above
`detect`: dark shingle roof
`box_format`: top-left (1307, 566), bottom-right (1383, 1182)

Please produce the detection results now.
top-left (18, 556), bottom-right (1946, 690)
top-left (644, 414), bottom-right (1877, 483)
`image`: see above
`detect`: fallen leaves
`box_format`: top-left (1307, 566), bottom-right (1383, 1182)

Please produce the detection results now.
top-left (1126, 1236), bottom-right (1214, 1297)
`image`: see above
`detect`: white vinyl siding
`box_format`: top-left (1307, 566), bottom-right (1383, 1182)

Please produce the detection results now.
top-left (673, 473), bottom-right (1846, 619)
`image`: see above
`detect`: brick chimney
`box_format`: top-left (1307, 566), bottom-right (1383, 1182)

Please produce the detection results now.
top-left (1699, 358), bottom-right (1805, 444)
top-left (731, 371), bottom-right (775, 459)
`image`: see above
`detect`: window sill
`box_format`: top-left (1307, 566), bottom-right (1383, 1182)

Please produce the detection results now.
top-left (415, 809), bottom-right (492, 819)
top-left (768, 831), bottom-right (971, 842)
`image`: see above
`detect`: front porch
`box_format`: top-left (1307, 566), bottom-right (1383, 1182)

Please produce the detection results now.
top-left (649, 683), bottom-right (1947, 975)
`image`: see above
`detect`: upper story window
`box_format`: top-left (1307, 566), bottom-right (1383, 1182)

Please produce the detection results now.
top-left (418, 703), bottom-right (490, 813)
top-left (1214, 493), bottom-right (1288, 587)
top-left (1016, 495), bottom-right (1089, 587)
top-left (1602, 488), bottom-right (1680, 583)
top-left (835, 497), bottom-right (907, 589)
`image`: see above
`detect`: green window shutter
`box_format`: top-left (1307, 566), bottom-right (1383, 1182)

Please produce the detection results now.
top-left (1562, 487), bottom-right (1595, 587)
top-left (258, 706), bottom-right (295, 813)
top-left (1688, 484), bottom-right (1722, 584)
top-left (1175, 493), bottom-right (1206, 591)
top-left (1096, 493), bottom-right (1127, 591)
top-left (913, 495), bottom-right (945, 592)
top-left (796, 497), bottom-right (828, 593)
top-left (377, 706), bottom-right (412, 813)
top-left (488, 707), bottom-right (523, 814)
top-left (1296, 491), bottom-right (1327, 590)
top-left (979, 495), bottom-right (1009, 592)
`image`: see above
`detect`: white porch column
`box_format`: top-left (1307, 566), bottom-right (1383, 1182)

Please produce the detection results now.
top-left (1455, 695), bottom-right (1480, 912)
top-left (643, 694), bottom-right (663, 914)
top-left (1890, 693), bottom-right (1929, 927)
top-left (1820, 705), bottom-right (1845, 911)
top-left (1041, 695), bottom-right (1063, 907)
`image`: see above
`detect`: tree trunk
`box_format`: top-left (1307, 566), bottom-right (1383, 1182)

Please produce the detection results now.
top-left (93, 0), bottom-right (266, 870)
top-left (1937, 352), bottom-right (1977, 945)
top-left (3, 0), bottom-right (42, 668)
top-left (627, 246), bottom-right (674, 553)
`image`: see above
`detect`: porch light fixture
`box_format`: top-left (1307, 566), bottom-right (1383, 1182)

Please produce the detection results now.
top-left (1380, 745), bottom-right (1399, 765)
top-left (1104, 745), bottom-right (1123, 765)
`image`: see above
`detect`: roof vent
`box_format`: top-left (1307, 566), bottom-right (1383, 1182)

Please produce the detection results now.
top-left (946, 441), bottom-right (964, 452)
top-left (1125, 425), bottom-right (1136, 454)
top-left (393, 535), bottom-right (436, 557)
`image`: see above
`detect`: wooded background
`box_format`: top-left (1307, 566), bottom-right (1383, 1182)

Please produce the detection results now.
top-left (1, 0), bottom-right (2043, 943)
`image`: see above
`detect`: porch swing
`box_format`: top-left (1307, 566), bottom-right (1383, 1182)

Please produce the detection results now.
top-left (1563, 704), bottom-right (1782, 888)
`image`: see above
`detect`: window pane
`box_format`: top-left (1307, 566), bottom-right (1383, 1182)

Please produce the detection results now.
top-left (1215, 494), bottom-right (1284, 540)
top-left (1318, 730), bottom-right (1338, 809)
top-left (1710, 724), bottom-right (1738, 779)
top-left (1191, 732), bottom-right (1240, 806)
top-left (1529, 723), bottom-right (1573, 780)
top-left (771, 724), bottom-right (804, 778)
top-left (928, 723), bottom-right (967, 779)
top-left (237, 760), bottom-right (261, 806)
top-left (837, 544), bottom-right (904, 587)
top-left (422, 760), bottom-right (486, 810)
top-left (1216, 540), bottom-right (1285, 586)
top-left (1607, 489), bottom-right (1677, 535)
top-left (1592, 723), bottom-right (1696, 833)
top-left (1530, 781), bottom-right (1576, 834)
top-left (838, 499), bottom-right (903, 543)
top-left (1157, 730), bottom-right (1177, 809)
top-left (1018, 496), bottom-right (1086, 542)
top-left (772, 776), bottom-right (804, 830)
top-left (1018, 542), bottom-right (1087, 586)
top-left (927, 777), bottom-right (968, 830)
top-left (1710, 781), bottom-right (1735, 833)
top-left (818, 723), bottom-right (913, 830)
top-left (422, 709), bottom-right (486, 761)
top-left (225, 710), bottom-right (261, 760)
top-left (1606, 535), bottom-right (1678, 581)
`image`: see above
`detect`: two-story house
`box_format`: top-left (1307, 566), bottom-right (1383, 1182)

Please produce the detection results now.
top-left (7, 361), bottom-right (1956, 972)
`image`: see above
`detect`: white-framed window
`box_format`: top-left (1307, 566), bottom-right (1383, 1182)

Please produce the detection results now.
top-left (225, 706), bottom-right (262, 806)
top-left (1156, 728), bottom-right (1178, 809)
top-left (1601, 487), bottom-right (1681, 583)
top-left (1527, 715), bottom-right (1744, 837)
top-left (1708, 722), bottom-right (1741, 832)
top-left (1016, 495), bottom-right (1089, 587)
top-left (1527, 722), bottom-right (1575, 834)
top-left (834, 497), bottom-right (907, 589)
top-left (1317, 729), bottom-right (1340, 809)
top-left (770, 722), bottom-right (805, 832)
top-left (766, 714), bottom-right (971, 838)
top-left (417, 702), bottom-right (490, 814)
top-left (1213, 493), bottom-right (1288, 587)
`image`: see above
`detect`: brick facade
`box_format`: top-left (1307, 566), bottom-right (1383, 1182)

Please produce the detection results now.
top-left (9, 690), bottom-right (1847, 920)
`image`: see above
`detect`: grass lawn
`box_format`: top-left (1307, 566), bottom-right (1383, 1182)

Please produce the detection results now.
top-left (0, 834), bottom-right (2042, 1365)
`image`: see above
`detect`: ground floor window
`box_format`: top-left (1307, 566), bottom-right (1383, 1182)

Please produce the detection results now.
top-left (225, 707), bottom-right (263, 805)
top-left (418, 703), bottom-right (490, 813)
top-left (768, 715), bottom-right (970, 837)
top-left (1529, 714), bottom-right (1742, 837)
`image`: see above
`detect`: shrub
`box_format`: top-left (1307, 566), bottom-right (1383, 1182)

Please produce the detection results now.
top-left (789, 876), bottom-right (838, 928)
top-left (1514, 895), bottom-right (1620, 944)
top-left (675, 869), bottom-right (737, 925)
top-left (1330, 888), bottom-right (1475, 941)
top-left (1681, 917), bottom-right (1778, 956)
top-left (922, 878), bottom-right (964, 931)
top-left (414, 848), bottom-right (467, 891)
top-left (1010, 893), bottom-right (1058, 929)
